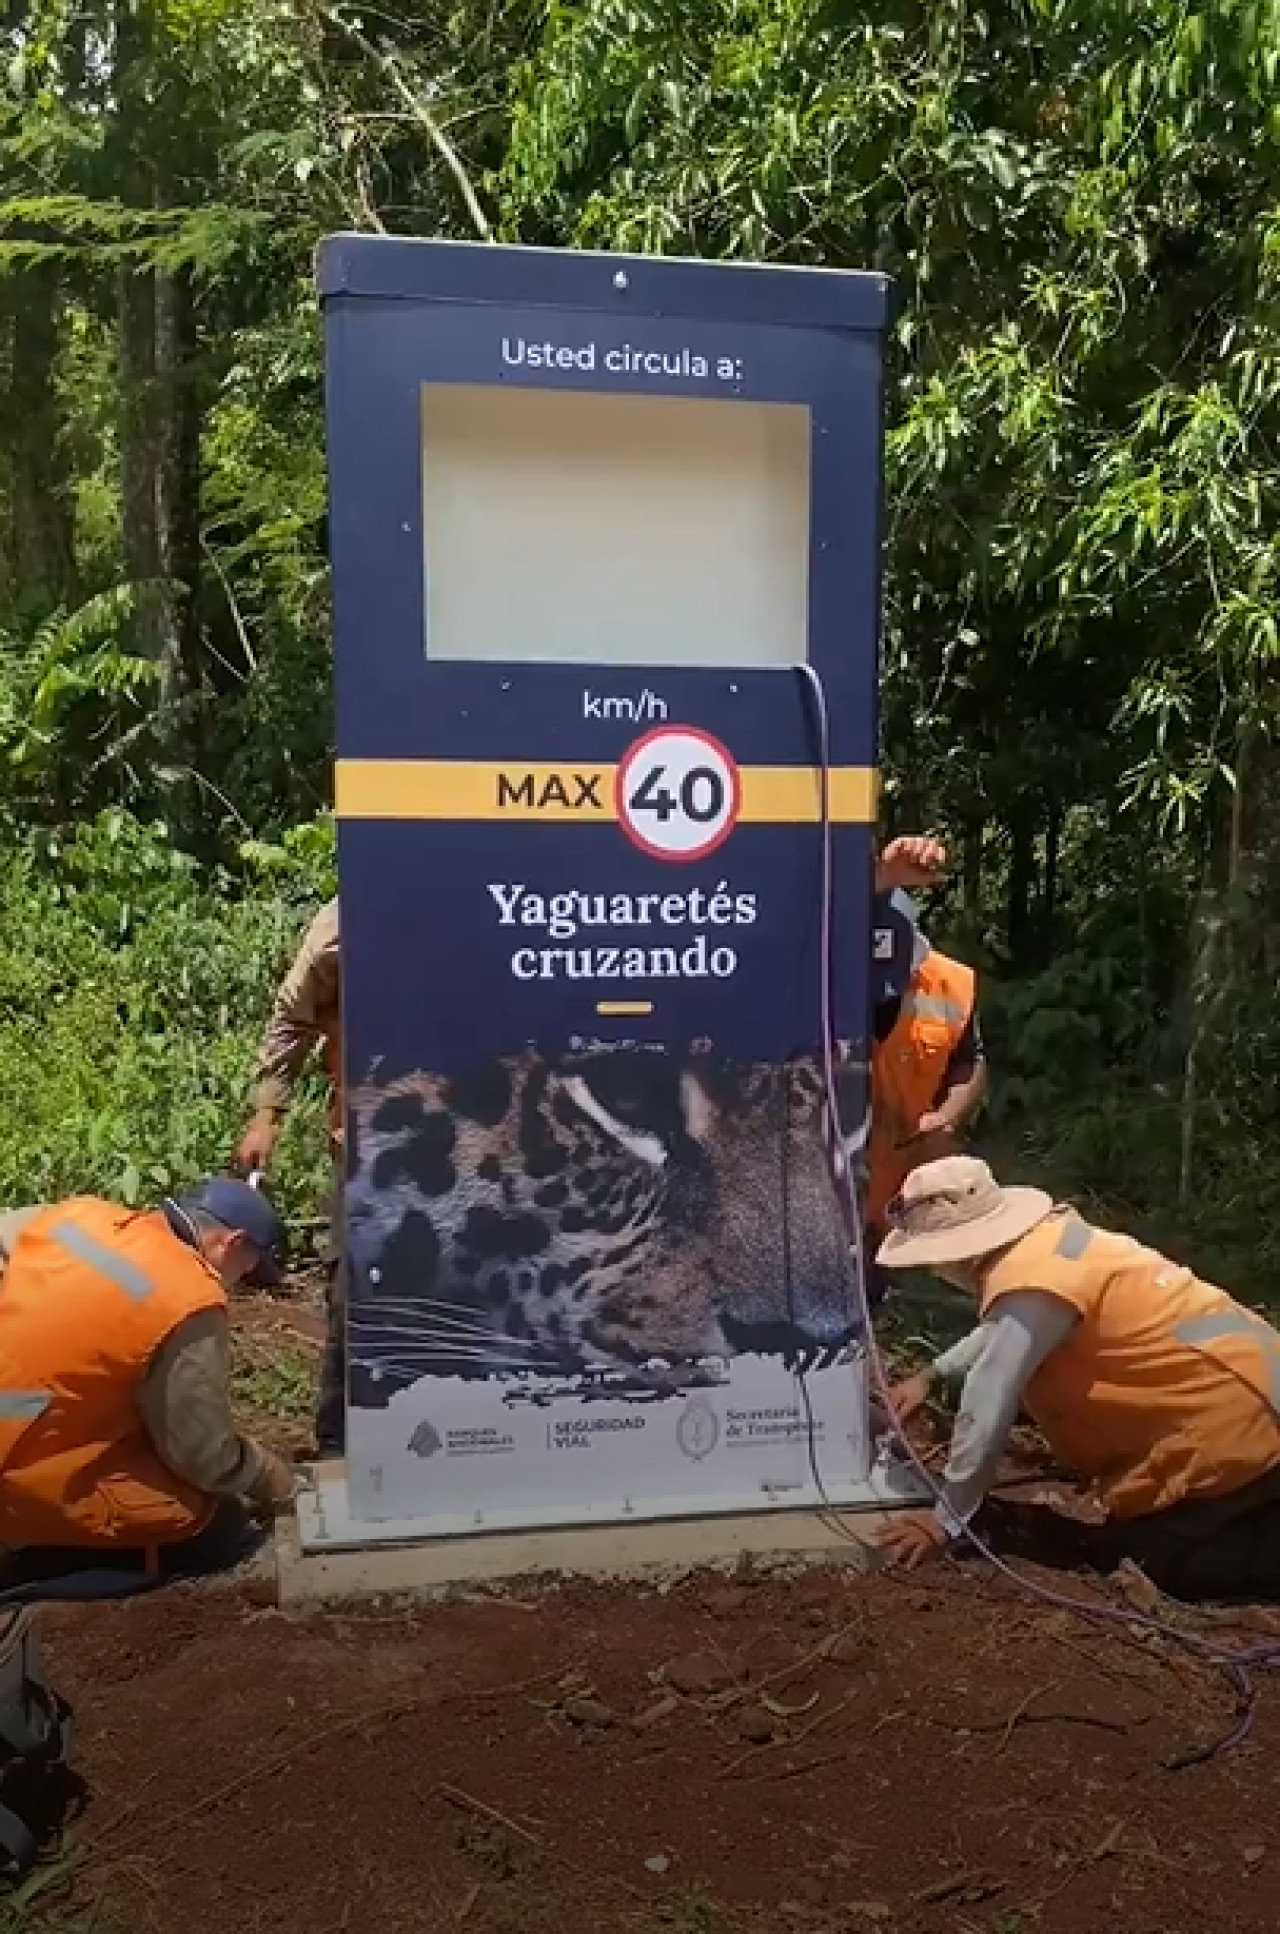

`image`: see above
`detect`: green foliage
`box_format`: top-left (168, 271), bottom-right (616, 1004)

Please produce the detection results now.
top-left (498, 0), bottom-right (1280, 854)
top-left (231, 1337), bottom-right (318, 1424)
top-left (239, 816), bottom-right (338, 907)
top-left (0, 813), bottom-right (333, 1239)
top-left (975, 950), bottom-right (1280, 1301)
top-left (0, 0), bottom-right (529, 840)
top-left (0, 1848), bottom-right (96, 1933)
top-left (494, 0), bottom-right (1280, 1290)
top-left (0, 0), bottom-right (1276, 1294)
top-left (0, 592), bottom-right (159, 817)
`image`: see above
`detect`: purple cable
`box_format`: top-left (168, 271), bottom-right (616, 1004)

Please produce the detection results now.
top-left (794, 662), bottom-right (1280, 1763)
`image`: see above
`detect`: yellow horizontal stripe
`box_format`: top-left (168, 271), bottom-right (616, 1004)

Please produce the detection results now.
top-left (336, 760), bottom-right (877, 825)
top-left (741, 765), bottom-right (878, 824)
top-left (596, 1001), bottom-right (655, 1016)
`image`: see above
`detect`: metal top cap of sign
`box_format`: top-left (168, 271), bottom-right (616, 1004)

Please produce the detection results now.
top-left (314, 233), bottom-right (896, 336)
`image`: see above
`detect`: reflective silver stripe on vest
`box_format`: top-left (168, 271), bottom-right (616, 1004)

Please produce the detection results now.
top-left (1174, 1310), bottom-right (1280, 1410)
top-left (900, 992), bottom-right (967, 1029)
top-left (1053, 1216), bottom-right (1094, 1262)
top-left (45, 1218), bottom-right (153, 1303)
top-left (0, 1390), bottom-right (50, 1422)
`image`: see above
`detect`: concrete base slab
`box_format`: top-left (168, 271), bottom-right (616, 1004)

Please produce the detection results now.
top-left (276, 1463), bottom-right (916, 1607)
top-left (294, 1450), bottom-right (930, 1554)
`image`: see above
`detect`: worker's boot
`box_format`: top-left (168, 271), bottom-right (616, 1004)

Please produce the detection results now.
top-left (0, 1608), bottom-right (77, 1878)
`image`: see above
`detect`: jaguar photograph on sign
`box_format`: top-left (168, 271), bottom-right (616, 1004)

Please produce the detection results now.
top-left (343, 1036), bottom-right (870, 1527)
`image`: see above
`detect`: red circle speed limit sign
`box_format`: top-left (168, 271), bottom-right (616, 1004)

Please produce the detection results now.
top-left (614, 726), bottom-right (742, 863)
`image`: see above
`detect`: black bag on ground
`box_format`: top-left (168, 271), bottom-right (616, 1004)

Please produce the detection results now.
top-left (0, 1607), bottom-right (75, 1877)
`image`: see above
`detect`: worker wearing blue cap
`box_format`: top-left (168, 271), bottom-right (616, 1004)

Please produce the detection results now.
top-left (0, 1178), bottom-right (297, 1562)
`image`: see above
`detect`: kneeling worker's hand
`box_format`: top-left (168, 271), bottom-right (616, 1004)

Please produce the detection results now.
top-left (235, 1109), bottom-right (280, 1176)
top-left (250, 1449), bottom-right (299, 1519)
top-left (876, 1510), bottom-right (949, 1571)
top-left (885, 1370), bottom-right (933, 1427)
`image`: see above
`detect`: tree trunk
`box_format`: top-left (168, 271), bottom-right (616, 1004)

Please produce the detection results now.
top-left (1177, 795), bottom-right (1234, 1211)
top-left (155, 269), bottom-right (202, 731)
top-left (115, 0), bottom-right (180, 691)
top-left (4, 263), bottom-right (76, 610)
top-left (118, 255), bottom-right (206, 830)
top-left (1178, 874), bottom-right (1227, 1212)
top-left (118, 261), bottom-right (165, 661)
top-left (1231, 725), bottom-right (1280, 986)
top-left (1043, 801), bottom-right (1062, 926)
top-left (113, 0), bottom-right (209, 843)
top-left (961, 818), bottom-right (984, 916)
top-left (1252, 738), bottom-right (1280, 984)
top-left (1006, 806), bottom-right (1037, 965)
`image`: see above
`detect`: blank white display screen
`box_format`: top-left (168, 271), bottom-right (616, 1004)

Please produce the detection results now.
top-left (420, 383), bottom-right (811, 668)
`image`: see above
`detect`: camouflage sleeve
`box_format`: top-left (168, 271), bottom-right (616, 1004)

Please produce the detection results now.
top-left (250, 899), bottom-right (340, 1114)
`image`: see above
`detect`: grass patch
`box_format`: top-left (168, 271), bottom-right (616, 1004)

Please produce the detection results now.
top-left (229, 1324), bottom-right (320, 1455)
top-left (664, 1900), bottom-right (720, 1932)
top-left (230, 1335), bottom-right (318, 1423)
top-left (0, 1850), bottom-right (100, 1933)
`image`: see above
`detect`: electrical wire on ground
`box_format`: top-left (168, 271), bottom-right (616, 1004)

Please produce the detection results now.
top-left (792, 659), bottom-right (1280, 1764)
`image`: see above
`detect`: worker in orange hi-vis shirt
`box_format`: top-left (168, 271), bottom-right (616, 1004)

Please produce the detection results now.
top-left (0, 1179), bottom-right (296, 1565)
top-left (863, 837), bottom-right (986, 1305)
top-left (874, 1157), bottom-right (1280, 1603)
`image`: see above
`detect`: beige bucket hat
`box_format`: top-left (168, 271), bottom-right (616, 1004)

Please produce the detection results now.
top-left (876, 1156), bottom-right (1054, 1270)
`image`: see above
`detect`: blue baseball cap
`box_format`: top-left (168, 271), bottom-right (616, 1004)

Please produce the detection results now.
top-left (166, 1176), bottom-right (288, 1287)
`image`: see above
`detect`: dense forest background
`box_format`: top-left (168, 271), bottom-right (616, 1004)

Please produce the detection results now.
top-left (1, 0), bottom-right (1277, 1294)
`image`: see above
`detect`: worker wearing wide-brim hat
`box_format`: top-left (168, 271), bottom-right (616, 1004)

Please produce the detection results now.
top-left (873, 1157), bottom-right (1280, 1601)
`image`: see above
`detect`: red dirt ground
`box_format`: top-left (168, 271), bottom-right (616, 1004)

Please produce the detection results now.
top-left (39, 1550), bottom-right (1280, 1934)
